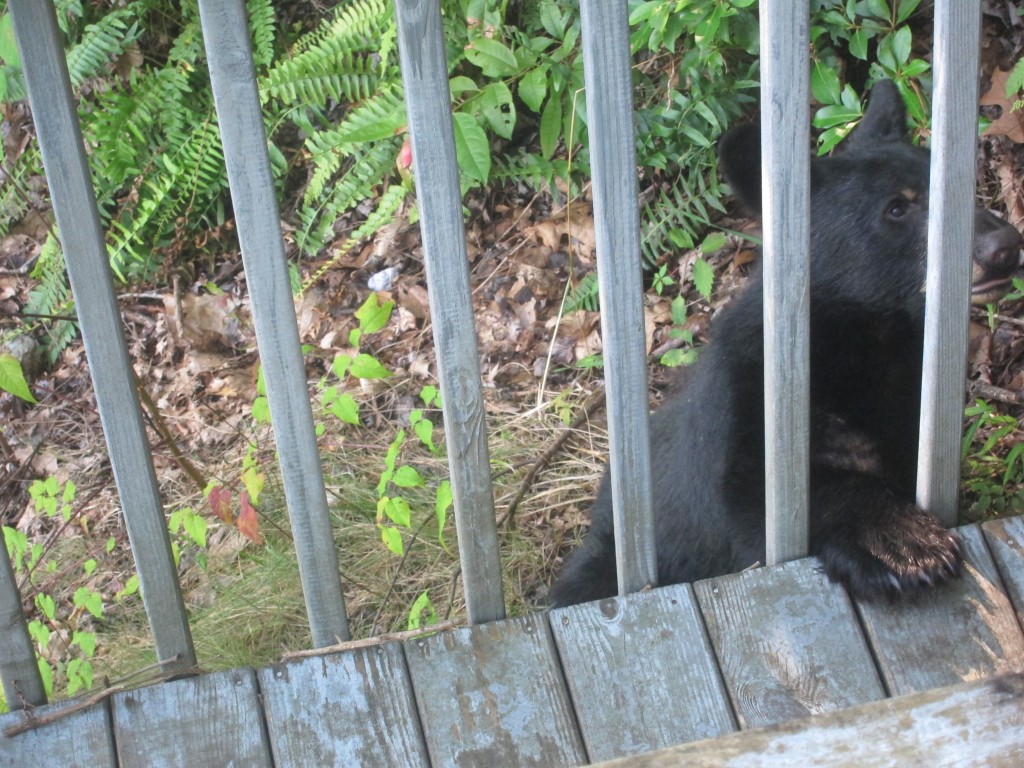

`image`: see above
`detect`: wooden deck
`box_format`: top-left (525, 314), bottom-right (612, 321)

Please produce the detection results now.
top-left (4, 516), bottom-right (1024, 767)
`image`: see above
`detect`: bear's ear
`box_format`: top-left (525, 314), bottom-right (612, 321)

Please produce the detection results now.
top-left (718, 121), bottom-right (762, 213)
top-left (845, 79), bottom-right (908, 148)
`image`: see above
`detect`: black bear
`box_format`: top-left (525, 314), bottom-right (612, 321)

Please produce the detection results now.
top-left (549, 80), bottom-right (1023, 607)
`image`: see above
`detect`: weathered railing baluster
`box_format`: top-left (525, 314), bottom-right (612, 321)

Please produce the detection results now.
top-left (8, 0), bottom-right (195, 675)
top-left (579, 0), bottom-right (657, 595)
top-left (394, 0), bottom-right (505, 623)
top-left (197, 0), bottom-right (350, 645)
top-left (761, 1), bottom-right (812, 565)
top-left (918, 1), bottom-right (983, 524)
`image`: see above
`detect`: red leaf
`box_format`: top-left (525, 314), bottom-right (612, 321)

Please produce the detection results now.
top-left (237, 491), bottom-right (263, 544)
top-left (208, 484), bottom-right (234, 524)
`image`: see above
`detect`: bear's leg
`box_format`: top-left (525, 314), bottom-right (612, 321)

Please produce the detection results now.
top-left (810, 468), bottom-right (962, 601)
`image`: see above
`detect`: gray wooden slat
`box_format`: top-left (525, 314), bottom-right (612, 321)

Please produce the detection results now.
top-left (594, 673), bottom-right (1024, 768)
top-left (393, 0), bottom-right (504, 624)
top-left (8, 0), bottom-right (195, 672)
top-left (258, 642), bottom-right (428, 767)
top-left (915, 2), bottom-right (982, 525)
top-left (196, 0), bottom-right (350, 646)
top-left (112, 668), bottom-right (271, 767)
top-left (1, 699), bottom-right (116, 768)
top-left (405, 613), bottom-right (586, 767)
top-left (856, 524), bottom-right (1024, 696)
top-left (983, 515), bottom-right (1024, 625)
top-left (694, 558), bottom-right (885, 729)
top-left (760, 1), bottom-right (812, 565)
top-left (578, 0), bottom-right (656, 596)
top-left (0, 530), bottom-right (45, 709)
top-left (550, 584), bottom-right (736, 762)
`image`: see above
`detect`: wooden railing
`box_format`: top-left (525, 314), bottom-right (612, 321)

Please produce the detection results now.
top-left (0, 0), bottom-right (981, 713)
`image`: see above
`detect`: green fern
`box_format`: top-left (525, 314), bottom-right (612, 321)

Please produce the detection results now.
top-left (296, 138), bottom-right (401, 255)
top-left (26, 234), bottom-right (77, 363)
top-left (261, 0), bottom-right (394, 105)
top-left (64, 8), bottom-right (141, 87)
top-left (246, 0), bottom-right (276, 69)
top-left (640, 166), bottom-right (726, 268)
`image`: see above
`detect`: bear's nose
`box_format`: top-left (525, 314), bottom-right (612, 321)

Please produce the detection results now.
top-left (974, 211), bottom-right (1023, 274)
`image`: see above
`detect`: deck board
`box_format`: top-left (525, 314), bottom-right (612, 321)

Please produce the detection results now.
top-left (111, 668), bottom-right (271, 768)
top-left (855, 524), bottom-right (1024, 696)
top-left (550, 584), bottom-right (736, 762)
top-left (404, 613), bottom-right (586, 767)
top-left (258, 642), bottom-right (428, 767)
top-left (983, 515), bottom-right (1024, 626)
top-left (694, 557), bottom-right (886, 729)
top-left (0, 699), bottom-right (116, 767)
top-left (595, 672), bottom-right (1024, 767)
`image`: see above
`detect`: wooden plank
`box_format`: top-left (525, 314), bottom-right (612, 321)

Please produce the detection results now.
top-left (550, 584), bottom-right (736, 762)
top-left (856, 524), bottom-right (1024, 696)
top-left (112, 668), bottom-right (271, 767)
top-left (1, 699), bottom-right (116, 767)
top-left (594, 673), bottom-right (1024, 767)
top-left (0, 531), bottom-right (45, 708)
top-left (983, 515), bottom-right (1024, 625)
top-left (760, 1), bottom-right (811, 565)
top-left (916, 1), bottom-right (982, 524)
top-left (393, 0), bottom-right (504, 624)
top-left (196, 0), bottom-right (349, 646)
top-left (405, 613), bottom-right (585, 767)
top-left (694, 558), bottom-right (885, 729)
top-left (7, 0), bottom-right (195, 672)
top-left (258, 642), bottom-right (428, 767)
top-left (579, 0), bottom-right (656, 596)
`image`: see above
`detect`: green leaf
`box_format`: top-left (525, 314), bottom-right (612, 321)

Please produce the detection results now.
top-left (865, 0), bottom-right (890, 19)
top-left (323, 387), bottom-right (360, 425)
top-left (691, 258), bottom-right (714, 300)
top-left (378, 496), bottom-right (412, 528)
top-left (36, 593), bottom-right (56, 621)
top-left (350, 353), bottom-right (391, 379)
top-left (331, 354), bottom-right (353, 380)
top-left (0, 353), bottom-right (38, 403)
top-left (393, 465), bottom-right (425, 488)
top-left (355, 293), bottom-right (394, 335)
top-left (518, 67), bottom-right (548, 113)
top-left (407, 590), bottom-right (438, 630)
top-left (252, 396), bottom-right (271, 424)
top-left (896, 0), bottom-right (922, 24)
top-left (478, 82), bottom-right (516, 140)
top-left (1006, 59), bottom-right (1024, 96)
top-left (413, 417), bottom-right (435, 451)
top-left (849, 28), bottom-right (869, 61)
top-left (539, 94), bottom-right (562, 158)
top-left (380, 525), bottom-right (404, 555)
top-left (890, 26), bottom-right (912, 66)
top-left (811, 62), bottom-right (841, 105)
top-left (453, 112), bottom-right (491, 184)
top-left (73, 630), bottom-right (97, 658)
top-left (435, 480), bottom-right (452, 547)
top-left (464, 37), bottom-right (517, 78)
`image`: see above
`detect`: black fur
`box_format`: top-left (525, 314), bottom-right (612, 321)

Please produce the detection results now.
top-left (550, 80), bottom-right (1023, 607)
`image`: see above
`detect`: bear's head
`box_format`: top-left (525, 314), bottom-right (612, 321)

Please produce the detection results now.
top-left (718, 80), bottom-right (1021, 319)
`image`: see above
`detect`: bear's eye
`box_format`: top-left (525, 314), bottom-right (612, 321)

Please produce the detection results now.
top-left (885, 198), bottom-right (908, 221)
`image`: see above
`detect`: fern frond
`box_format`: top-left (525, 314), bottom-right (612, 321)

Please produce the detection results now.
top-left (107, 119), bottom-right (226, 277)
top-left (640, 163), bottom-right (725, 267)
top-left (491, 150), bottom-right (578, 196)
top-left (26, 234), bottom-right (77, 362)
top-left (296, 137), bottom-right (400, 255)
top-left (261, 50), bottom-right (382, 105)
top-left (246, 0), bottom-right (276, 69)
top-left (308, 83), bottom-right (406, 150)
top-left (300, 182), bottom-right (407, 295)
top-left (291, 0), bottom-right (392, 54)
top-left (65, 8), bottom-right (141, 87)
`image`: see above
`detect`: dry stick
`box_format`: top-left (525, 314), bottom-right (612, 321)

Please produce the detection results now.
top-left (133, 373), bottom-right (207, 493)
top-left (2, 656), bottom-right (200, 738)
top-left (969, 380), bottom-right (1023, 405)
top-left (498, 386), bottom-right (607, 529)
top-left (281, 619), bottom-right (462, 660)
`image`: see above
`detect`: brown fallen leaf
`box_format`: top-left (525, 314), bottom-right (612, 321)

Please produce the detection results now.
top-left (981, 68), bottom-right (1024, 144)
